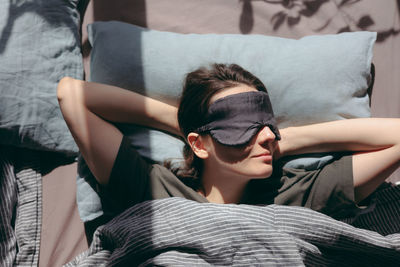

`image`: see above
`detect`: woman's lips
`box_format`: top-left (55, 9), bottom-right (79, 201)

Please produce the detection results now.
top-left (253, 152), bottom-right (273, 162)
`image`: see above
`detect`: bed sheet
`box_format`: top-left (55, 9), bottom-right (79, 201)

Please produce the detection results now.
top-left (39, 163), bottom-right (88, 267)
top-left (39, 0), bottom-right (400, 266)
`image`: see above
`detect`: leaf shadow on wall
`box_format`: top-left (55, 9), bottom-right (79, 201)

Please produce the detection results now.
top-left (239, 0), bottom-right (400, 42)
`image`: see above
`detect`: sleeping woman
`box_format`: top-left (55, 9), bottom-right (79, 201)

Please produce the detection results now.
top-left (57, 63), bottom-right (400, 220)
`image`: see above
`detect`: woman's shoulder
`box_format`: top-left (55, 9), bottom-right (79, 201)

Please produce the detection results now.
top-left (149, 164), bottom-right (208, 203)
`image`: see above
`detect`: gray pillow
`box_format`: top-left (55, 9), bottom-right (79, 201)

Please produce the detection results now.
top-left (0, 0), bottom-right (84, 156)
top-left (76, 21), bottom-right (376, 222)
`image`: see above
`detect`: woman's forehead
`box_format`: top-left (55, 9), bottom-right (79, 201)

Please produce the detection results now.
top-left (210, 85), bottom-right (257, 104)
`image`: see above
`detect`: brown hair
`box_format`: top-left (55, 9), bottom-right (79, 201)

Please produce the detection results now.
top-left (165, 63), bottom-right (268, 190)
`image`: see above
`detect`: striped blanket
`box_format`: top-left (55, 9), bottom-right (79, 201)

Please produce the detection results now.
top-left (66, 197), bottom-right (400, 267)
top-left (0, 147), bottom-right (42, 267)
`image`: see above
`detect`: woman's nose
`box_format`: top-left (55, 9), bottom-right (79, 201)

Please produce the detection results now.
top-left (257, 126), bottom-right (276, 144)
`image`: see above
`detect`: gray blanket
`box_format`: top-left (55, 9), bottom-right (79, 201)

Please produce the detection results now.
top-left (66, 197), bottom-right (400, 266)
top-left (0, 147), bottom-right (42, 267)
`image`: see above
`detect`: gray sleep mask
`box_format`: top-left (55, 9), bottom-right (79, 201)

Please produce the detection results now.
top-left (195, 91), bottom-right (281, 146)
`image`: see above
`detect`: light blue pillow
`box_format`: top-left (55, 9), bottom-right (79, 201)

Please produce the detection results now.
top-left (76, 21), bottom-right (375, 222)
top-left (0, 0), bottom-right (84, 156)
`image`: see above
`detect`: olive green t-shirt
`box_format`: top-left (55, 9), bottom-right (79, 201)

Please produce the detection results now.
top-left (100, 136), bottom-right (355, 219)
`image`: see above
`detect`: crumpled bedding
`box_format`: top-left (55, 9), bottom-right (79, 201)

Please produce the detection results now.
top-left (0, 146), bottom-right (42, 267)
top-left (65, 197), bottom-right (400, 267)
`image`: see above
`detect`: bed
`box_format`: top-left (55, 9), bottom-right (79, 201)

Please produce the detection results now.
top-left (0, 0), bottom-right (399, 266)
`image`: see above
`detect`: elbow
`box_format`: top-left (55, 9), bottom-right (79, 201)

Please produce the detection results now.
top-left (393, 119), bottom-right (400, 149)
top-left (396, 119), bottom-right (400, 143)
top-left (57, 77), bottom-right (77, 104)
top-left (57, 77), bottom-right (85, 122)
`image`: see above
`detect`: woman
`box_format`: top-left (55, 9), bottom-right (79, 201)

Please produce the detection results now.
top-left (57, 64), bottom-right (400, 218)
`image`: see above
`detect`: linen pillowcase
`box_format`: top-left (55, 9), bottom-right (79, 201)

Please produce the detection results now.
top-left (76, 21), bottom-right (375, 222)
top-left (0, 0), bottom-right (85, 156)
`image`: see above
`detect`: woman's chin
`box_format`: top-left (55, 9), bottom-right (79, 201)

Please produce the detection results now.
top-left (248, 167), bottom-right (273, 179)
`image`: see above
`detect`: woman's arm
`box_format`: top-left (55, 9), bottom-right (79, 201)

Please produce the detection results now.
top-left (277, 118), bottom-right (400, 202)
top-left (57, 77), bottom-right (180, 185)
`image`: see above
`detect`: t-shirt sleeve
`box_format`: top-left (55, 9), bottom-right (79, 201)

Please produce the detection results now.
top-left (308, 154), bottom-right (356, 219)
top-left (275, 154), bottom-right (356, 219)
top-left (98, 135), bottom-right (152, 215)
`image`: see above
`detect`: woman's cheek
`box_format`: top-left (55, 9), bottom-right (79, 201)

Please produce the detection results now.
top-left (212, 143), bottom-right (252, 164)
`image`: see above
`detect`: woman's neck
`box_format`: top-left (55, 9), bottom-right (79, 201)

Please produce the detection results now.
top-left (199, 165), bottom-right (249, 204)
